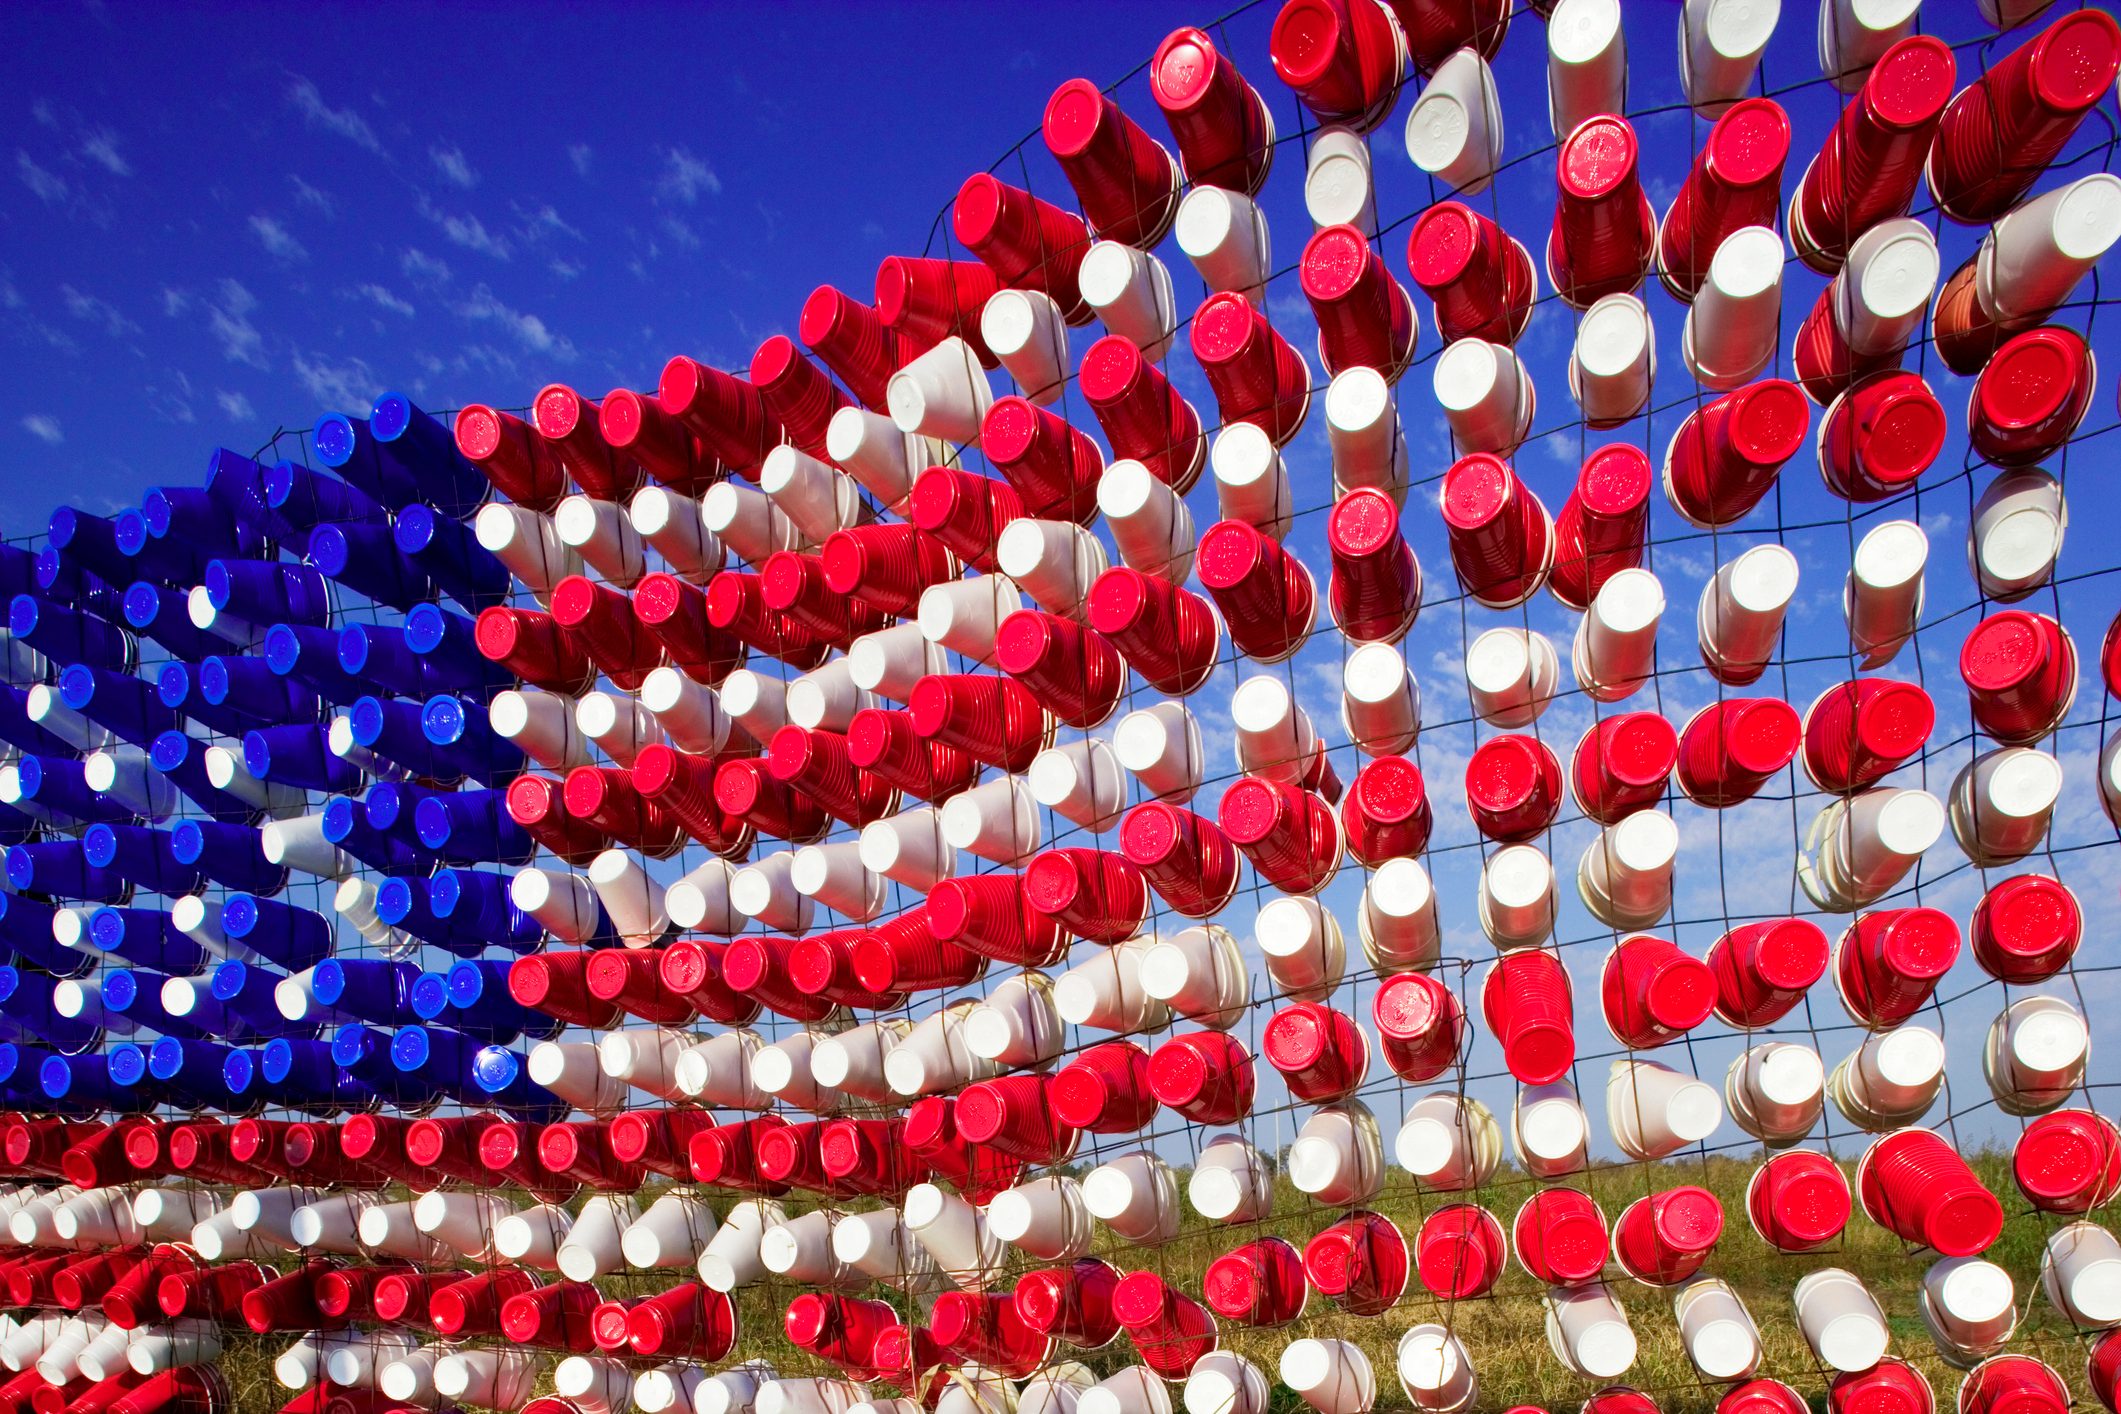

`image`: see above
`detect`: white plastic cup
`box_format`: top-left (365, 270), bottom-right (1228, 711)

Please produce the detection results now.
top-left (1361, 857), bottom-right (1441, 974)
top-left (622, 1190), bottom-right (717, 1271)
top-left (1986, 995), bottom-right (2089, 1115)
top-left (719, 668), bottom-right (791, 744)
top-left (1820, 0), bottom-right (1920, 90)
top-left (826, 404), bottom-right (923, 512)
top-left (554, 494), bottom-right (647, 587)
top-left (1080, 241), bottom-right (1177, 361)
top-left (847, 622), bottom-right (945, 703)
top-left (1281, 1338), bottom-right (1377, 1414)
top-left (2042, 1222), bottom-right (2121, 1328)
top-left (1838, 218), bottom-right (1939, 359)
top-left (700, 1199), bottom-right (785, 1294)
top-left (1052, 935), bottom-right (1167, 1035)
top-left (917, 575), bottom-right (1022, 665)
top-left (1080, 1152), bottom-right (1182, 1247)
top-left (997, 517), bottom-right (1106, 620)
top-left (1029, 737), bottom-right (1127, 834)
top-left (940, 775), bottom-right (1041, 864)
top-left (1579, 811), bottom-right (1679, 931)
top-left (1951, 747), bottom-right (2062, 868)
top-left (1574, 567), bottom-right (1664, 702)
top-left (494, 1203), bottom-right (574, 1270)
top-left (1395, 1093), bottom-right (1501, 1192)
top-left (1256, 895), bottom-right (1347, 1003)
top-left (1395, 1326), bottom-right (1477, 1413)
top-left (1185, 1353), bottom-right (1270, 1414)
top-left (1113, 701), bottom-right (1204, 803)
top-left (1569, 293), bottom-right (1654, 427)
top-left (985, 1175), bottom-right (1093, 1263)
top-left (1435, 338), bottom-right (1532, 455)
top-left (982, 289), bottom-right (1069, 406)
top-left (1685, 225), bottom-right (1783, 388)
top-left (1466, 628), bottom-right (1560, 727)
top-left (475, 502), bottom-right (581, 601)
top-left (730, 850), bottom-right (813, 934)
top-left (1794, 1267), bottom-right (1891, 1372)
top-left (412, 1190), bottom-right (511, 1260)
top-left (1080, 1368), bottom-right (1171, 1414)
top-left (758, 1210), bottom-right (849, 1290)
top-left (758, 445), bottom-right (861, 545)
top-left (887, 336), bottom-right (993, 446)
top-left (831, 1207), bottom-right (936, 1291)
top-left (1342, 641), bottom-right (1420, 758)
top-left (858, 807), bottom-right (955, 891)
top-left (1290, 1101), bottom-right (1386, 1208)
top-left (1727, 1041), bottom-right (1826, 1147)
top-left (786, 657), bottom-right (872, 733)
top-left (1980, 174), bottom-right (2121, 328)
top-left (629, 486), bottom-right (723, 582)
top-left (883, 1002), bottom-right (993, 1099)
top-left (1681, 0), bottom-right (1780, 116)
top-left (901, 1183), bottom-right (1008, 1291)
top-left (1139, 923), bottom-right (1249, 1029)
top-left (1514, 1081), bottom-right (1590, 1180)
top-left (1547, 1282), bottom-right (1637, 1380)
top-left (1188, 1134), bottom-right (1273, 1223)
top-left (1481, 845), bottom-right (1557, 952)
top-left (598, 1025), bottom-right (696, 1103)
top-left (1404, 49), bottom-right (1504, 193)
top-left (1923, 1257), bottom-right (2018, 1364)
top-left (1098, 458), bottom-right (1195, 582)
top-left (964, 971), bottom-right (1061, 1068)
top-left (1175, 186), bottom-right (1271, 300)
top-left (576, 689), bottom-right (666, 767)
top-left (1549, 0), bottom-right (1627, 139)
top-left (589, 847), bottom-right (668, 946)
top-left (512, 867), bottom-right (606, 946)
top-left (1699, 544), bottom-right (1799, 682)
top-left (751, 1030), bottom-right (835, 1114)
top-left (1608, 1057), bottom-right (1723, 1161)
top-left (1673, 1277), bottom-right (1763, 1381)
top-left (1847, 519), bottom-right (1928, 667)
top-left (556, 1195), bottom-right (641, 1284)
top-left (1305, 126), bottom-right (1377, 234)
top-left (1969, 467), bottom-right (2066, 602)
top-left (1211, 422), bottom-right (1293, 541)
top-left (1230, 674), bottom-right (1322, 785)
top-left (492, 687), bottom-right (592, 770)
top-left (702, 479), bottom-right (800, 563)
top-left (1832, 1024), bottom-right (1947, 1129)
top-left (530, 1038), bottom-right (632, 1115)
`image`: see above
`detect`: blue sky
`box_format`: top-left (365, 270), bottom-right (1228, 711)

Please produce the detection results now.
top-left (5, 0), bottom-right (2120, 1161)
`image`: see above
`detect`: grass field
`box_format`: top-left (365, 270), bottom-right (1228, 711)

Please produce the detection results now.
top-left (202, 1147), bottom-right (2121, 1414)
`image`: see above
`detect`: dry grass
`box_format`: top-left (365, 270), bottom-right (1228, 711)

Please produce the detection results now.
top-left (205, 1152), bottom-right (2120, 1414)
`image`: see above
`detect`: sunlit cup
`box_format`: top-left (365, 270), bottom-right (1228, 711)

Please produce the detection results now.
top-left (1189, 1134), bottom-right (1274, 1224)
top-left (1403, 49), bottom-right (1503, 194)
top-left (1830, 1358), bottom-right (1936, 1414)
top-left (1230, 674), bottom-right (1330, 789)
top-left (1696, 546), bottom-right (1797, 687)
top-left (1027, 739), bottom-right (1124, 838)
top-left (1442, 454), bottom-right (1554, 610)
top-left (1831, 1025), bottom-right (1947, 1132)
top-left (1176, 187), bottom-right (1272, 301)
top-left (1578, 811), bottom-right (1678, 932)
top-left (1678, 701), bottom-right (1803, 812)
top-left (1798, 786), bottom-right (1946, 913)
top-left (965, 973), bottom-right (1061, 1070)
top-left (1684, 227), bottom-right (1784, 390)
top-left (1817, 369), bottom-right (1947, 504)
top-left (1820, 0), bottom-right (1920, 91)
top-left (1281, 1338), bottom-right (1375, 1414)
top-left (1747, 1151), bottom-right (1852, 1255)
top-left (1512, 1187), bottom-right (1609, 1288)
top-left (1303, 124), bottom-right (1379, 235)
top-left (1099, 459), bottom-right (1195, 583)
top-left (2105, 735), bottom-right (2121, 832)
top-left (940, 775), bottom-right (1041, 865)
top-left (1726, 1041), bottom-right (1826, 1148)
top-left (983, 288), bottom-right (1070, 406)
top-left (1986, 995), bottom-right (2089, 1117)
top-left (885, 1002), bottom-right (995, 1100)
top-left (1394, 1094), bottom-right (1500, 1193)
top-left (1793, 219), bottom-right (1939, 405)
top-left (1924, 1257), bottom-right (2019, 1367)
top-left (1326, 367), bottom-right (1410, 505)
top-left (887, 337), bottom-right (993, 448)
top-left (1374, 978), bottom-right (1461, 1092)
top-left (1608, 1057), bottom-right (1722, 1161)
top-left (1053, 934), bottom-right (1166, 1037)
top-left (1968, 327), bottom-right (2096, 468)
top-left (1342, 642), bottom-right (1421, 759)
top-left (1857, 1127), bottom-right (2008, 1257)
top-left (1674, 1276), bottom-right (1763, 1382)
top-left (1663, 377), bottom-right (1810, 528)
top-left (1140, 924), bottom-right (1249, 1030)
top-left (2096, 1331), bottom-right (2121, 1414)
top-left (1412, 1205), bottom-right (1507, 1302)
top-left (1548, 115), bottom-right (1656, 308)
top-left (1114, 701), bottom-right (1204, 806)
top-left (1600, 935), bottom-right (1714, 1049)
top-left (1949, 747), bottom-right (2061, 868)
top-left (985, 1176), bottom-right (1091, 1264)
top-left (1504, 1082), bottom-right (1588, 1181)
top-left (1081, 239), bottom-right (1179, 367)
top-left (1547, 0), bottom-right (1626, 141)
top-left (1612, 1186), bottom-right (1723, 1287)
top-left (1958, 1356), bottom-right (2073, 1414)
top-left (1184, 1352), bottom-right (1270, 1414)
top-left (1481, 948), bottom-right (1574, 1086)
top-left (1273, 1), bottom-right (1408, 136)
top-left (1462, 632), bottom-right (1558, 731)
top-left (1546, 1282), bottom-right (1636, 1381)
top-left (1791, 34), bottom-right (1954, 274)
top-left (1434, 339), bottom-right (1534, 455)
top-left (1933, 174), bottom-right (2121, 376)
top-left (1257, 895), bottom-right (1347, 1002)
top-left (1569, 295), bottom-right (1654, 429)
top-left (1573, 568), bottom-right (1664, 703)
top-left (1362, 857), bottom-right (1440, 974)
top-left (1479, 845), bottom-right (1557, 954)
top-left (1082, 1151), bottom-right (1182, 1247)
top-left (1968, 468), bottom-right (2066, 604)
top-left (700, 1199), bottom-right (785, 1293)
top-left (758, 1377), bottom-right (866, 1414)
top-left (1833, 906), bottom-right (1960, 1029)
top-left (1204, 1235), bottom-right (1306, 1328)
top-left (2014, 1109), bottom-right (2121, 1215)
top-left (1681, 0), bottom-right (1776, 115)
top-left (1548, 443), bottom-right (1651, 614)
top-left (1796, 1268), bottom-right (1891, 1372)
top-left (1108, 1271), bottom-right (1216, 1381)
top-left (1408, 201), bottom-right (1537, 351)
top-left (1846, 518), bottom-right (1928, 668)
top-left (1963, 609), bottom-right (2077, 746)
top-left (1396, 1324), bottom-right (1477, 1413)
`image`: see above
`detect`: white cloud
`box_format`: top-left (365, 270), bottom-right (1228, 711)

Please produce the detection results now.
top-left (419, 197), bottom-right (509, 260)
top-left (216, 390), bottom-right (254, 422)
top-left (30, 100), bottom-right (55, 129)
top-left (159, 287), bottom-right (191, 318)
top-left (16, 151), bottom-right (66, 205)
top-left (59, 284), bottom-right (137, 338)
top-left (567, 143), bottom-right (592, 177)
top-left (354, 282), bottom-right (414, 317)
top-left (548, 256), bottom-right (583, 281)
top-left (286, 75), bottom-right (382, 154)
top-left (456, 284), bottom-right (574, 359)
top-left (20, 415), bottom-right (61, 445)
top-left (399, 247), bottom-right (451, 286)
top-left (79, 129), bottom-right (129, 177)
top-left (656, 146), bottom-right (719, 203)
top-left (288, 174), bottom-right (335, 215)
top-left (659, 214), bottom-right (701, 250)
top-left (291, 350), bottom-right (382, 410)
top-left (429, 144), bottom-right (478, 189)
top-left (207, 279), bottom-right (267, 368)
top-left (249, 214), bottom-right (308, 262)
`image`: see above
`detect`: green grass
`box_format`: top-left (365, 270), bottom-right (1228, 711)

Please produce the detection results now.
top-left (206, 1151), bottom-right (2120, 1414)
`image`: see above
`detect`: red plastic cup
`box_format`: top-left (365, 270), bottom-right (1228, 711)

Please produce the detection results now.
top-left (852, 906), bottom-right (984, 995)
top-left (54, 1253), bottom-right (141, 1312)
top-left (1801, 677), bottom-right (1935, 794)
top-left (610, 1109), bottom-right (715, 1182)
top-left (1150, 27), bottom-right (1275, 196)
top-left (1664, 378), bottom-right (1810, 528)
top-left (1819, 371), bottom-right (1946, 503)
top-left (760, 551), bottom-right (889, 651)
top-left (1043, 80), bottom-right (1180, 250)
top-left (1302, 225), bottom-right (1417, 381)
top-left (1929, 9), bottom-right (2121, 225)
top-left (1024, 847), bottom-right (1147, 945)
top-left (956, 1074), bottom-right (1076, 1165)
top-left (701, 570), bottom-right (831, 670)
top-left (1857, 1128), bottom-right (2006, 1256)
top-left (1191, 292), bottom-right (1311, 446)
top-left (1201, 1237), bottom-right (1307, 1327)
top-left (1079, 337), bottom-right (1206, 493)
top-left (1121, 801), bottom-right (1243, 918)
top-left (1969, 327), bottom-right (2095, 468)
top-left (845, 707), bottom-right (978, 806)
top-left (503, 773), bottom-right (605, 866)
top-left (1707, 918), bottom-right (1831, 1028)
top-left (1830, 1357), bottom-right (1933, 1414)
top-left (456, 404), bottom-right (567, 511)
top-left (1512, 1187), bottom-right (1609, 1286)
top-left (633, 746), bottom-right (754, 858)
top-left (533, 384), bottom-right (639, 501)
top-left (875, 256), bottom-right (1001, 357)
top-left (2095, 1329), bottom-right (2121, 1414)
top-left (156, 1261), bottom-right (264, 1321)
top-left (1011, 1258), bottom-right (1121, 1350)
top-left (748, 336), bottom-right (848, 456)
top-left (1481, 948), bottom-right (1574, 1085)
top-left (820, 524), bottom-right (958, 620)
top-left (1304, 1210), bottom-right (1409, 1316)
top-left (64, 1120), bottom-right (156, 1188)
top-left (1373, 972), bottom-right (1464, 1082)
top-left (1464, 733), bottom-right (1562, 843)
top-left (1111, 1272), bottom-right (1217, 1378)
top-left (1218, 774), bottom-right (1340, 896)
top-left (583, 949), bottom-right (693, 1026)
top-left (549, 575), bottom-right (665, 690)
top-left (1836, 908), bottom-right (1960, 1029)
top-left (768, 724), bottom-right (896, 829)
top-left (1407, 202), bottom-right (1534, 346)
top-left (1083, 567), bottom-right (1220, 696)
top-left (1327, 487), bottom-right (1420, 645)
top-left (798, 285), bottom-right (906, 414)
top-left (994, 610), bottom-right (1126, 731)
top-left (1442, 452), bottom-right (1552, 609)
top-left (601, 385), bottom-right (715, 495)
top-left (1395, 0), bottom-right (1508, 73)
top-left (474, 606), bottom-right (595, 695)
top-left (1196, 519), bottom-right (1314, 663)
top-left (1601, 936), bottom-right (1716, 1049)
top-left (722, 936), bottom-right (837, 1023)
top-left (627, 1283), bottom-right (737, 1361)
top-left (1269, 0), bottom-right (1407, 132)
top-left (372, 1269), bottom-right (461, 1328)
top-left (1050, 1040), bottom-right (1159, 1134)
top-left (501, 1281), bottom-right (599, 1352)
top-left (1550, 116), bottom-right (1655, 309)
top-left (1970, 874), bottom-right (2080, 984)
top-left (1572, 712), bottom-right (1678, 826)
top-left (536, 1121), bottom-right (643, 1192)
top-left (631, 574), bottom-right (743, 686)
top-left (657, 355), bottom-right (777, 475)
top-left (1413, 1203), bottom-right (1505, 1300)
top-left (952, 173), bottom-right (1092, 324)
top-left (1341, 755), bottom-right (1431, 868)
top-left (1961, 610), bottom-right (2076, 745)
top-left (1677, 698), bottom-right (1802, 808)
top-left (1658, 98), bottom-right (1791, 300)
top-left (238, 1261), bottom-right (335, 1336)
top-left (661, 938), bottom-right (765, 1028)
top-left (1794, 36), bottom-right (1955, 272)
top-left (2014, 1108), bottom-right (2121, 1216)
top-left (784, 1292), bottom-right (897, 1380)
top-left (103, 1369), bottom-right (224, 1414)
top-left (819, 1118), bottom-right (923, 1199)
top-left (687, 1116), bottom-right (793, 1196)
top-left (1612, 1186), bottom-right (1723, 1285)
top-left (564, 764), bottom-right (684, 857)
top-left (1147, 1031), bottom-right (1254, 1125)
top-left (903, 1096), bottom-right (1022, 1205)
top-left (929, 872), bottom-right (1066, 968)
top-left (429, 1269), bottom-right (538, 1338)
top-left (982, 397), bottom-right (1101, 525)
top-left (908, 672), bottom-right (1050, 773)
top-left (1550, 444), bottom-right (1650, 611)
top-left (1958, 1356), bottom-right (2071, 1414)
top-left (1262, 1002), bottom-right (1368, 1103)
